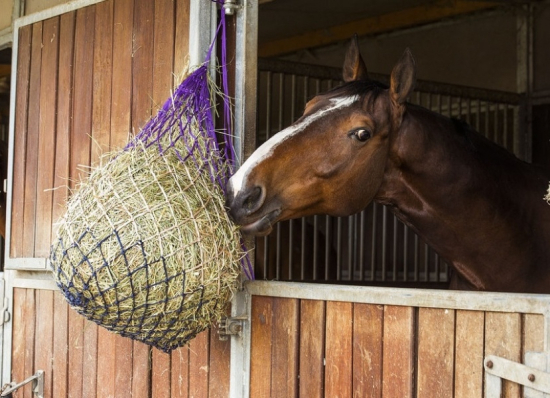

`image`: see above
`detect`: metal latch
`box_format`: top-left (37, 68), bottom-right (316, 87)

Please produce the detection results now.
top-left (1, 370), bottom-right (44, 398)
top-left (485, 355), bottom-right (550, 397)
top-left (222, 0), bottom-right (241, 15)
top-left (218, 316), bottom-right (247, 340)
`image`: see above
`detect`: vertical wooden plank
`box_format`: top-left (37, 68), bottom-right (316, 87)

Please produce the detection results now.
top-left (21, 22), bottom-right (42, 258)
top-left (152, 0), bottom-right (175, 105)
top-left (114, 336), bottom-right (134, 398)
top-left (325, 301), bottom-right (353, 398)
top-left (454, 310), bottom-right (484, 398)
top-left (96, 327), bottom-right (116, 398)
top-left (23, 289), bottom-right (36, 398)
top-left (68, 308), bottom-right (84, 398)
top-left (52, 293), bottom-right (69, 398)
top-left (34, 290), bottom-right (54, 398)
top-left (70, 6), bottom-right (95, 186)
top-left (171, 346), bottom-right (189, 398)
top-left (173, 0), bottom-right (190, 77)
top-left (11, 289), bottom-right (26, 392)
top-left (82, 322), bottom-right (98, 398)
top-left (152, 350), bottom-right (172, 398)
top-left (11, 25), bottom-right (32, 257)
top-left (110, 0), bottom-right (133, 149)
top-left (34, 17), bottom-right (59, 257)
top-left (299, 300), bottom-right (325, 398)
top-left (91, 0), bottom-right (114, 158)
top-left (353, 303), bottom-right (383, 398)
top-left (417, 308), bottom-right (455, 397)
top-left (51, 11), bottom-right (75, 233)
top-left (188, 330), bottom-right (210, 398)
top-left (131, 0), bottom-right (154, 134)
top-left (250, 296), bottom-right (273, 397)
top-left (382, 305), bottom-right (414, 398)
top-left (208, 323), bottom-right (231, 398)
top-left (271, 298), bottom-right (299, 398)
top-left (523, 314), bottom-right (545, 353)
top-left (485, 312), bottom-right (522, 398)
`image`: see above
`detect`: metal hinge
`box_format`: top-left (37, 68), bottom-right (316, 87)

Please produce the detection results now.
top-left (218, 316), bottom-right (247, 340)
top-left (1, 370), bottom-right (44, 398)
top-left (222, 0), bottom-right (241, 15)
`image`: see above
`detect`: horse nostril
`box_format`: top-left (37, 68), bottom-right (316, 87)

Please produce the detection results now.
top-left (243, 186), bottom-right (265, 214)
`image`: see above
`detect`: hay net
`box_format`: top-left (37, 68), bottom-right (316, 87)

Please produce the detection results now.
top-left (50, 3), bottom-right (251, 353)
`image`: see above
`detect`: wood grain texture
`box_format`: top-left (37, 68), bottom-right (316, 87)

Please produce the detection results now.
top-left (382, 305), bottom-right (415, 398)
top-left (171, 346), bottom-right (190, 398)
top-left (299, 299), bottom-right (325, 398)
top-left (250, 296), bottom-right (273, 397)
top-left (188, 330), bottom-right (210, 398)
top-left (10, 25), bottom-right (32, 257)
top-left (34, 290), bottom-right (54, 397)
top-left (34, 17), bottom-right (59, 257)
top-left (454, 310), bottom-right (484, 398)
top-left (417, 308), bottom-right (455, 398)
top-left (208, 322), bottom-right (231, 398)
top-left (353, 303), bottom-right (383, 398)
top-left (271, 298), bottom-right (299, 398)
top-left (325, 301), bottom-right (353, 398)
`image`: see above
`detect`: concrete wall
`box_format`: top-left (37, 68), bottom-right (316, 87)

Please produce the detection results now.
top-left (0, 0), bottom-right (14, 32)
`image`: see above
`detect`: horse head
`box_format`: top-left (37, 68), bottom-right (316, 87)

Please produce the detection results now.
top-left (226, 38), bottom-right (416, 236)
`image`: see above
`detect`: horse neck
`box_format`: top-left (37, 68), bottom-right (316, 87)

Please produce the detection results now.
top-left (375, 105), bottom-right (550, 290)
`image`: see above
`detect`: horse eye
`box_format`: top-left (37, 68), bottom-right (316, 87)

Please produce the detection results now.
top-left (351, 128), bottom-right (371, 142)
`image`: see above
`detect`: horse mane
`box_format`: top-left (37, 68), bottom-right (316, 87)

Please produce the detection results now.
top-left (325, 79), bottom-right (388, 110)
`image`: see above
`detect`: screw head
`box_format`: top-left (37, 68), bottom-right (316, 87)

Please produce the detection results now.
top-left (528, 374), bottom-right (536, 382)
top-left (486, 360), bottom-right (494, 369)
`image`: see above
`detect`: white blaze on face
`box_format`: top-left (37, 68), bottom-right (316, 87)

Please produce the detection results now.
top-left (229, 95), bottom-right (359, 196)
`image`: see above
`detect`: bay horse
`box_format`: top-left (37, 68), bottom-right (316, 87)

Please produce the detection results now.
top-left (226, 38), bottom-right (550, 293)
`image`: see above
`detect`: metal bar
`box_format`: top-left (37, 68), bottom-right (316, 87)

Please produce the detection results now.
top-left (313, 215), bottom-right (319, 280)
top-left (325, 216), bottom-right (331, 281)
top-left (348, 215), bottom-right (354, 281)
top-left (392, 215), bottom-right (398, 282)
top-left (359, 210), bottom-right (365, 281)
top-left (381, 206), bottom-right (387, 282)
top-left (337, 217), bottom-right (342, 280)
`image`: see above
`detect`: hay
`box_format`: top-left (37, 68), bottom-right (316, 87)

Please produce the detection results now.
top-left (546, 184), bottom-right (550, 204)
top-left (50, 63), bottom-right (247, 353)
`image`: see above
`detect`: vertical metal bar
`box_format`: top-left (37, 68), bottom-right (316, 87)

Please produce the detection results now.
top-left (381, 206), bottom-right (388, 282)
top-left (337, 217), bottom-right (342, 280)
top-left (414, 234), bottom-right (419, 282)
top-left (276, 225), bottom-right (281, 280)
top-left (392, 216), bottom-right (398, 282)
top-left (466, 98), bottom-right (472, 125)
top-left (370, 203), bottom-right (377, 281)
top-left (265, 71), bottom-right (272, 140)
top-left (494, 102), bottom-right (500, 146)
top-left (476, 99), bottom-right (481, 133)
top-left (288, 220), bottom-right (294, 280)
top-left (288, 74), bottom-right (297, 280)
top-left (262, 236), bottom-right (268, 279)
top-left (424, 244), bottom-right (429, 282)
top-left (359, 210), bottom-right (365, 281)
top-left (348, 215), bottom-right (354, 281)
top-left (403, 225), bottom-right (409, 282)
top-left (325, 216), bottom-right (331, 281)
top-left (313, 215), bottom-right (319, 280)
top-left (275, 73), bottom-right (284, 279)
top-left (504, 104), bottom-right (509, 151)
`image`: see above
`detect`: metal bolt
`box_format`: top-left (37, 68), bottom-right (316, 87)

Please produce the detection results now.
top-left (486, 360), bottom-right (493, 369)
top-left (528, 374), bottom-right (536, 382)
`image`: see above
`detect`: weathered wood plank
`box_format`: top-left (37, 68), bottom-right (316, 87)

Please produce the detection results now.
top-left (34, 290), bottom-right (54, 397)
top-left (51, 11), bottom-right (75, 236)
top-left (96, 327), bottom-right (116, 398)
top-left (325, 301), bottom-right (353, 398)
top-left (52, 292), bottom-right (69, 398)
top-left (70, 6), bottom-right (95, 187)
top-left (188, 330), bottom-right (210, 398)
top-left (299, 299), bottom-right (325, 398)
top-left (523, 313), bottom-right (545, 353)
top-left (250, 296), bottom-right (273, 397)
top-left (485, 312), bottom-right (522, 398)
top-left (23, 289), bottom-right (36, 398)
top-left (114, 336), bottom-right (134, 398)
top-left (152, 350), bottom-right (172, 398)
top-left (382, 305), bottom-right (414, 398)
top-left (174, 0), bottom-right (190, 77)
top-left (11, 289), bottom-right (26, 393)
top-left (132, 342), bottom-right (151, 396)
top-left (68, 306), bottom-right (84, 398)
top-left (454, 310), bottom-right (484, 398)
top-left (21, 22), bottom-right (43, 258)
top-left (131, 0), bottom-right (154, 134)
top-left (91, 0), bottom-right (114, 158)
top-left (34, 16), bottom-right (59, 257)
top-left (11, 25), bottom-right (32, 258)
top-left (171, 346), bottom-right (190, 398)
top-left (153, 0), bottom-right (175, 105)
top-left (417, 307), bottom-right (455, 397)
top-left (208, 322), bottom-right (231, 398)
top-left (110, 0), bottom-right (133, 150)
top-left (82, 321), bottom-right (98, 398)
top-left (271, 298), bottom-right (299, 397)
top-left (353, 303), bottom-right (383, 398)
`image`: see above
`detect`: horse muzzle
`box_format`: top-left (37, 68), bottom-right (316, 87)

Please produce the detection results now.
top-left (225, 183), bottom-right (281, 236)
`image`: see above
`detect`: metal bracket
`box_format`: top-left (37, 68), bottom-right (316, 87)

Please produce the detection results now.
top-left (222, 0), bottom-right (241, 15)
top-left (1, 370), bottom-right (44, 398)
top-left (484, 355), bottom-right (550, 397)
top-left (0, 298), bottom-right (10, 326)
top-left (218, 316), bottom-right (247, 340)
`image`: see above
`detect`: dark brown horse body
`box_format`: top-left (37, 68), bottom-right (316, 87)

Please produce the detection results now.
top-left (226, 38), bottom-right (550, 293)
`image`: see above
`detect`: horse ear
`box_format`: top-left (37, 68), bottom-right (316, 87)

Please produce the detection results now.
top-left (390, 48), bottom-right (416, 105)
top-left (343, 35), bottom-right (368, 82)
